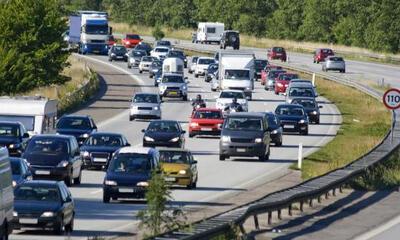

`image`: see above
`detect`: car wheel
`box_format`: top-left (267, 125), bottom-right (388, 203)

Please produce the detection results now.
top-left (65, 214), bottom-right (74, 232)
top-left (73, 168), bottom-right (82, 185)
top-left (194, 74), bottom-right (198, 78)
top-left (64, 174), bottom-right (73, 187)
top-left (189, 133), bottom-right (194, 138)
top-left (139, 70), bottom-right (142, 73)
top-left (220, 45), bottom-right (223, 49)
top-left (276, 138), bottom-right (282, 147)
top-left (223, 45), bottom-right (226, 50)
top-left (103, 193), bottom-right (110, 203)
top-left (301, 129), bottom-right (309, 135)
top-left (315, 118), bottom-right (320, 124)
top-left (183, 95), bottom-right (188, 101)
top-left (1, 223), bottom-right (9, 240)
top-left (149, 74), bottom-right (153, 78)
top-left (219, 155), bottom-right (226, 161)
top-left (108, 58), bottom-right (112, 62)
top-left (275, 91), bottom-right (279, 95)
top-left (129, 115), bottom-right (134, 121)
top-left (341, 69), bottom-right (346, 73)
top-left (53, 217), bottom-right (64, 235)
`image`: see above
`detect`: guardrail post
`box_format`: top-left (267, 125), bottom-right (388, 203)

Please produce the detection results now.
top-left (325, 192), bottom-right (329, 199)
top-left (298, 143), bottom-right (303, 169)
top-left (239, 225), bottom-right (246, 235)
top-left (278, 209), bottom-right (282, 220)
top-left (312, 73), bottom-right (316, 86)
top-left (254, 215), bottom-right (260, 230)
top-left (318, 195), bottom-right (321, 203)
top-left (268, 212), bottom-right (272, 225)
top-left (332, 188), bottom-right (336, 196)
top-left (300, 201), bottom-right (304, 212)
top-left (288, 204), bottom-right (292, 216)
top-left (309, 199), bottom-right (313, 207)
top-left (339, 185), bottom-right (343, 193)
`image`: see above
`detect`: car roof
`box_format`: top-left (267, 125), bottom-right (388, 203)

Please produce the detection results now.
top-left (157, 147), bottom-right (190, 153)
top-left (228, 112), bottom-right (266, 118)
top-left (118, 146), bottom-right (156, 155)
top-left (162, 73), bottom-right (183, 77)
top-left (0, 121), bottom-right (21, 126)
top-left (155, 46), bottom-right (170, 49)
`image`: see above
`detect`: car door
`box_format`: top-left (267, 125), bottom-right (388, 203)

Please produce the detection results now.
top-left (178, 123), bottom-right (185, 145)
top-left (59, 184), bottom-right (73, 225)
top-left (70, 139), bottom-right (82, 178)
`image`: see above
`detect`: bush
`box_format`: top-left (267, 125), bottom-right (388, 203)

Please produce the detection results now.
top-left (152, 25), bottom-right (165, 41)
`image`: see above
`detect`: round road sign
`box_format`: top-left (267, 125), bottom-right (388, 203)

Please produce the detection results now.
top-left (383, 88), bottom-right (400, 110)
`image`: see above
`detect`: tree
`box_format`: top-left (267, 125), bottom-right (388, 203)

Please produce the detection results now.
top-left (0, 0), bottom-right (69, 94)
top-left (152, 25), bottom-right (165, 40)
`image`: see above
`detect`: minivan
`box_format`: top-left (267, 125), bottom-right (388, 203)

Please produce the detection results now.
top-left (219, 113), bottom-right (271, 161)
top-left (0, 147), bottom-right (13, 239)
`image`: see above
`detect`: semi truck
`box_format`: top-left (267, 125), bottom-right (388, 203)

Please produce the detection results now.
top-left (69, 11), bottom-right (111, 55)
top-left (218, 51), bottom-right (255, 100)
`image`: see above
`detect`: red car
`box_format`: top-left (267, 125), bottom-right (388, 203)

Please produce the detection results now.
top-left (267, 47), bottom-right (287, 62)
top-left (274, 73), bottom-right (300, 95)
top-left (313, 48), bottom-right (334, 63)
top-left (189, 108), bottom-right (224, 138)
top-left (122, 34), bottom-right (142, 48)
top-left (108, 35), bottom-right (116, 46)
top-left (261, 65), bottom-right (283, 85)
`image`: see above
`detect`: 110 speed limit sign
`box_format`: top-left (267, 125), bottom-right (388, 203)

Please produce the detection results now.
top-left (383, 88), bottom-right (400, 110)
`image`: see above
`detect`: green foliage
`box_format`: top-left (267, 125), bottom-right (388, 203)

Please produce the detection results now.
top-left (137, 169), bottom-right (187, 238)
top-left (152, 25), bottom-right (165, 41)
top-left (0, 0), bottom-right (69, 94)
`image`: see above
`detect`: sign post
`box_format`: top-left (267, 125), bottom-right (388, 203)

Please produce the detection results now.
top-left (383, 88), bottom-right (400, 144)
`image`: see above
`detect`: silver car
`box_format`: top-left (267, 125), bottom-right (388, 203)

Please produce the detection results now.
top-left (127, 50), bottom-right (147, 68)
top-left (322, 56), bottom-right (346, 73)
top-left (158, 73), bottom-right (188, 101)
top-left (139, 56), bottom-right (156, 73)
top-left (285, 82), bottom-right (318, 104)
top-left (129, 93), bottom-right (162, 121)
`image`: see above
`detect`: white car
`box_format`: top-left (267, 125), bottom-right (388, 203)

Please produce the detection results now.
top-left (216, 90), bottom-right (248, 112)
top-left (139, 56), bottom-right (155, 73)
top-left (194, 57), bottom-right (215, 78)
top-left (150, 47), bottom-right (170, 60)
top-left (188, 56), bottom-right (199, 74)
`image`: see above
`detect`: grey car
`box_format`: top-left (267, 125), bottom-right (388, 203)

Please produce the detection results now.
top-left (129, 93), bottom-right (162, 121)
top-left (158, 73), bottom-right (188, 101)
top-left (265, 69), bottom-right (286, 91)
top-left (127, 50), bottom-right (147, 68)
top-left (285, 82), bottom-right (318, 104)
top-left (322, 56), bottom-right (346, 73)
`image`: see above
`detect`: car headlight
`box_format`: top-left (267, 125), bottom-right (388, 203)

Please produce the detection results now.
top-left (13, 211), bottom-right (18, 217)
top-left (12, 180), bottom-right (16, 187)
top-left (217, 123), bottom-right (223, 129)
top-left (221, 136), bottom-right (231, 142)
top-left (153, 106), bottom-right (159, 110)
top-left (137, 181), bottom-right (149, 187)
top-left (182, 85), bottom-right (187, 90)
top-left (130, 105), bottom-right (138, 110)
top-left (41, 211), bottom-right (55, 217)
top-left (111, 53), bottom-right (116, 56)
top-left (104, 180), bottom-right (117, 186)
top-left (170, 137), bottom-right (179, 142)
top-left (178, 169), bottom-right (187, 175)
top-left (312, 111), bottom-right (318, 115)
top-left (80, 133), bottom-right (89, 138)
top-left (57, 160), bottom-right (69, 168)
top-left (9, 143), bottom-right (21, 149)
top-left (245, 87), bottom-right (251, 90)
top-left (254, 138), bottom-right (263, 143)
top-left (190, 122), bottom-right (198, 127)
top-left (271, 130), bottom-right (278, 134)
top-left (299, 119), bottom-right (305, 124)
top-left (81, 151), bottom-right (90, 158)
top-left (144, 136), bottom-right (154, 142)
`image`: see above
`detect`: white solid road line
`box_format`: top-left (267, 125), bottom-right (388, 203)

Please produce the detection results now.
top-left (353, 214), bottom-right (400, 240)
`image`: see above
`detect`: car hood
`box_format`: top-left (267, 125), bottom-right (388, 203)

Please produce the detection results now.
top-left (0, 137), bottom-right (19, 145)
top-left (106, 171), bottom-right (150, 186)
top-left (23, 152), bottom-right (67, 166)
top-left (56, 129), bottom-right (92, 137)
top-left (161, 163), bottom-right (190, 174)
top-left (145, 131), bottom-right (180, 141)
top-left (80, 145), bottom-right (121, 153)
top-left (221, 129), bottom-right (263, 139)
top-left (15, 200), bottom-right (61, 214)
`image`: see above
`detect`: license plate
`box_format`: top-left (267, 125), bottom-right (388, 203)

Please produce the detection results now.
top-left (93, 158), bottom-right (107, 162)
top-left (285, 125), bottom-right (295, 129)
top-left (236, 148), bottom-right (246, 152)
top-left (201, 128), bottom-right (213, 131)
top-left (20, 218), bottom-right (38, 224)
top-left (169, 91), bottom-right (178, 96)
top-left (165, 177), bottom-right (176, 182)
top-left (119, 188), bottom-right (133, 193)
top-left (35, 170), bottom-right (50, 175)
top-left (93, 50), bottom-right (100, 53)
top-left (116, 56), bottom-right (123, 59)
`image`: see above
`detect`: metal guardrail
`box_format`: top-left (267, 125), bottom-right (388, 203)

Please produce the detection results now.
top-left (152, 44), bottom-right (400, 240)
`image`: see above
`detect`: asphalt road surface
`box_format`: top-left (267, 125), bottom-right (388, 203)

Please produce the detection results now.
top-left (10, 52), bottom-right (341, 239)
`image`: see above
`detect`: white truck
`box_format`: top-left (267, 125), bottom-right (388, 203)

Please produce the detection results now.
top-left (163, 58), bottom-right (184, 75)
top-left (218, 51), bottom-right (255, 100)
top-left (196, 22), bottom-right (225, 44)
top-left (69, 11), bottom-right (111, 55)
top-left (0, 96), bottom-right (58, 136)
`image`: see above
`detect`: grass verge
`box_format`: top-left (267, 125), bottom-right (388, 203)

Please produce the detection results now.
top-left (110, 22), bottom-right (400, 65)
top-left (24, 55), bottom-right (99, 115)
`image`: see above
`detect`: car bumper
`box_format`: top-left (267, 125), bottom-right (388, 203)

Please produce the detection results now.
top-left (143, 141), bottom-right (182, 148)
top-left (83, 157), bottom-right (109, 168)
top-left (139, 65), bottom-right (151, 71)
top-left (31, 166), bottom-right (70, 180)
top-left (12, 216), bottom-right (60, 230)
top-left (195, 69), bottom-right (206, 75)
top-left (164, 175), bottom-right (192, 186)
top-left (159, 90), bottom-right (187, 98)
top-left (189, 128), bottom-right (221, 136)
top-left (219, 142), bottom-right (266, 157)
top-left (281, 123), bottom-right (308, 132)
top-left (111, 56), bottom-right (127, 61)
top-left (103, 185), bottom-right (146, 199)
top-left (130, 108), bottom-right (161, 118)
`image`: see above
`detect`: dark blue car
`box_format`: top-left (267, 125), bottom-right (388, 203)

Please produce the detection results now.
top-left (0, 121), bottom-right (30, 157)
top-left (56, 115), bottom-right (97, 146)
top-left (10, 157), bottom-right (32, 187)
top-left (142, 120), bottom-right (186, 148)
top-left (103, 147), bottom-right (159, 203)
top-left (275, 104), bottom-right (309, 135)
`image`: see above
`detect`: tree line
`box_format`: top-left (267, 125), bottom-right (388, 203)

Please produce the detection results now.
top-left (66, 0), bottom-right (400, 53)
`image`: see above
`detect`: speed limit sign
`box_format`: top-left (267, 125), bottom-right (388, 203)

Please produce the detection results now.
top-left (383, 88), bottom-right (400, 110)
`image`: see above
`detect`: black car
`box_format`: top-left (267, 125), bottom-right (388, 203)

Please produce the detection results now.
top-left (80, 132), bottom-right (130, 170)
top-left (0, 121), bottom-right (29, 157)
top-left (12, 180), bottom-right (75, 234)
top-left (103, 147), bottom-right (160, 203)
top-left (254, 59), bottom-right (269, 80)
top-left (56, 115), bottom-right (97, 146)
top-left (166, 50), bottom-right (188, 68)
top-left (134, 42), bottom-right (153, 55)
top-left (275, 104), bottom-right (309, 135)
top-left (10, 157), bottom-right (32, 187)
top-left (149, 59), bottom-right (163, 78)
top-left (127, 50), bottom-right (147, 68)
top-left (23, 135), bottom-right (83, 186)
top-left (219, 112), bottom-right (271, 161)
top-left (142, 120), bottom-right (186, 148)
top-left (265, 112), bottom-right (283, 146)
top-left (220, 30), bottom-right (240, 50)
top-left (205, 63), bottom-right (218, 82)
top-left (108, 45), bottom-right (128, 62)
top-left (291, 97), bottom-right (322, 124)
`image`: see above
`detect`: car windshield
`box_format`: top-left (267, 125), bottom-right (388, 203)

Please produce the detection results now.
top-left (15, 185), bottom-right (60, 202)
top-left (11, 160), bottom-right (21, 175)
top-left (160, 151), bottom-right (190, 164)
top-left (329, 57), bottom-right (343, 61)
top-left (289, 87), bottom-right (315, 97)
top-left (255, 60), bottom-right (268, 69)
top-left (192, 57), bottom-right (198, 63)
top-left (57, 117), bottom-right (91, 130)
top-left (132, 51), bottom-right (146, 57)
top-left (85, 135), bottom-right (123, 147)
top-left (155, 48), bottom-right (169, 53)
top-left (292, 99), bottom-right (316, 108)
top-left (267, 114), bottom-right (278, 126)
top-left (133, 94), bottom-right (158, 103)
top-left (225, 70), bottom-right (250, 80)
top-left (321, 49), bottom-right (333, 54)
top-left (157, 41), bottom-right (171, 46)
top-left (127, 34), bottom-right (140, 40)
top-left (0, 124), bottom-right (19, 137)
top-left (26, 138), bottom-right (69, 155)
top-left (147, 121), bottom-right (179, 132)
top-left (110, 153), bottom-right (151, 174)
top-left (269, 71), bottom-right (286, 79)
top-left (198, 58), bottom-right (214, 65)
top-left (135, 44), bottom-right (151, 50)
top-left (162, 75), bottom-right (184, 83)
top-left (85, 25), bottom-right (108, 35)
top-left (194, 111), bottom-right (222, 119)
top-left (220, 91), bottom-right (245, 99)
top-left (169, 51), bottom-right (184, 57)
top-left (273, 47), bottom-right (284, 52)
top-left (113, 46), bottom-right (127, 53)
top-left (276, 106), bottom-right (305, 116)
top-left (225, 117), bottom-right (263, 131)
top-left (279, 74), bottom-right (299, 81)
top-left (142, 56), bottom-right (154, 62)
top-left (208, 64), bottom-right (218, 71)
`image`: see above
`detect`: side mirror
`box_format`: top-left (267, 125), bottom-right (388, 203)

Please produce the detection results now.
top-left (182, 130), bottom-right (186, 134)
top-left (22, 133), bottom-right (30, 138)
top-left (141, 129), bottom-right (146, 133)
top-left (192, 160), bottom-right (198, 164)
top-left (319, 106), bottom-right (323, 108)
top-left (65, 196), bottom-right (72, 203)
top-left (125, 143), bottom-right (131, 146)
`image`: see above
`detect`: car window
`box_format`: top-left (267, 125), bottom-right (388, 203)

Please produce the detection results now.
top-left (198, 58), bottom-right (215, 65)
top-left (276, 106), bottom-right (305, 116)
top-left (155, 48), bottom-right (169, 53)
top-left (269, 70), bottom-right (286, 79)
top-left (292, 99), bottom-right (316, 108)
top-left (110, 153), bottom-right (151, 174)
top-left (289, 87), bottom-right (315, 97)
top-left (192, 57), bottom-right (198, 63)
top-left (219, 91), bottom-right (245, 99)
top-left (57, 117), bottom-right (92, 130)
top-left (225, 70), bottom-right (250, 80)
top-left (133, 94), bottom-right (158, 103)
top-left (160, 151), bottom-right (190, 164)
top-left (225, 117), bottom-right (263, 131)
top-left (142, 56), bottom-right (154, 62)
top-left (194, 111), bottom-right (222, 119)
top-left (162, 75), bottom-right (184, 83)
top-left (11, 160), bottom-right (22, 175)
top-left (132, 51), bottom-right (146, 57)
top-left (85, 135), bottom-right (123, 147)
top-left (0, 124), bottom-right (20, 137)
top-left (273, 47), bottom-right (284, 52)
top-left (14, 185), bottom-right (60, 202)
top-left (126, 34), bottom-right (140, 40)
top-left (279, 74), bottom-right (299, 81)
top-left (113, 46), bottom-right (127, 53)
top-left (26, 138), bottom-right (69, 155)
top-left (329, 57), bottom-right (343, 61)
top-left (147, 121), bottom-right (179, 132)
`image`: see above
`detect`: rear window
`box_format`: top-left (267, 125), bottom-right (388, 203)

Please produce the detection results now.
top-left (126, 34), bottom-right (140, 40)
top-left (329, 57), bottom-right (343, 61)
top-left (207, 27), bottom-right (216, 33)
top-left (110, 153), bottom-right (151, 174)
top-left (225, 117), bottom-right (263, 131)
top-left (194, 111), bottom-right (222, 119)
top-left (289, 87), bottom-right (315, 97)
top-left (273, 47), bottom-right (284, 52)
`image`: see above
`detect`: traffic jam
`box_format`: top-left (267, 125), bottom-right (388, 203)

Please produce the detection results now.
top-left (0, 12), bottom-right (344, 237)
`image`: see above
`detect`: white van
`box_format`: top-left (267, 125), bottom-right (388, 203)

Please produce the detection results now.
top-left (163, 57), bottom-right (184, 75)
top-left (0, 96), bottom-right (58, 136)
top-left (196, 22), bottom-right (225, 44)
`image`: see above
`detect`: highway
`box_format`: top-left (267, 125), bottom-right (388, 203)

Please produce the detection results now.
top-left (10, 50), bottom-right (341, 239)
